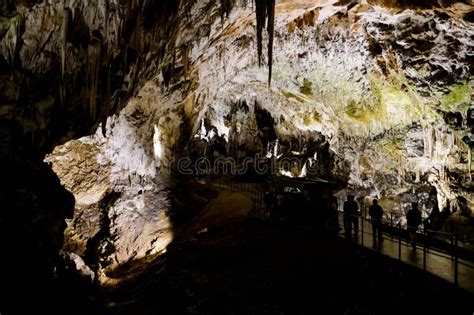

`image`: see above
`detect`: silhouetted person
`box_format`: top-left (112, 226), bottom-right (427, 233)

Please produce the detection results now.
top-left (275, 193), bottom-right (285, 221)
top-left (406, 202), bottom-right (422, 248)
top-left (343, 195), bottom-right (359, 237)
top-left (327, 194), bottom-right (339, 237)
top-left (425, 202), bottom-right (440, 231)
top-left (438, 200), bottom-right (451, 228)
top-left (369, 199), bottom-right (384, 245)
top-left (456, 196), bottom-right (472, 217)
top-left (264, 190), bottom-right (276, 220)
top-left (320, 195), bottom-right (337, 235)
top-left (467, 108), bottom-right (474, 129)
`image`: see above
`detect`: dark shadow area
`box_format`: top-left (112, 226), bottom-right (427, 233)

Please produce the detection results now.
top-left (102, 217), bottom-right (474, 315)
top-left (2, 173), bottom-right (473, 315)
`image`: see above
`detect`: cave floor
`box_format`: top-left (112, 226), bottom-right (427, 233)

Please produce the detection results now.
top-left (16, 187), bottom-right (472, 315)
top-left (99, 190), bottom-right (474, 315)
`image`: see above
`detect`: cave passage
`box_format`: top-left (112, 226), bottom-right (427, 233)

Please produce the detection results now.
top-left (1, 0), bottom-right (474, 314)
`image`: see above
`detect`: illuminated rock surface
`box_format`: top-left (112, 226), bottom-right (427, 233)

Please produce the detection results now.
top-left (0, 0), bottom-right (473, 313)
top-left (40, 0), bottom-right (473, 281)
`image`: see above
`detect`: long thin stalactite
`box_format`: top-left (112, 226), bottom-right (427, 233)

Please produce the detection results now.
top-left (222, 0), bottom-right (275, 86)
top-left (254, 0), bottom-right (275, 87)
top-left (266, 0), bottom-right (275, 87)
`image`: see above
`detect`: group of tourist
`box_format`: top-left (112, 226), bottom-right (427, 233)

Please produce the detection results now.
top-left (264, 188), bottom-right (427, 247)
top-left (343, 196), bottom-right (422, 248)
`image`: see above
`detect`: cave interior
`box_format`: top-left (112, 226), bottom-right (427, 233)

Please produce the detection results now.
top-left (1, 0), bottom-right (474, 314)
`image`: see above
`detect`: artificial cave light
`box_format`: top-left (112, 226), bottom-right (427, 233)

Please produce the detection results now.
top-left (267, 140), bottom-right (280, 158)
top-left (299, 159), bottom-right (314, 178)
top-left (299, 163), bottom-right (307, 178)
top-left (280, 169), bottom-right (294, 178)
top-left (200, 118), bottom-right (207, 140)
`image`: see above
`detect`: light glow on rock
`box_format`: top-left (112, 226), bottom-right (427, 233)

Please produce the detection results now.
top-left (153, 124), bottom-right (163, 160)
top-left (299, 163), bottom-right (307, 178)
top-left (280, 170), bottom-right (294, 178)
top-left (200, 118), bottom-right (207, 140)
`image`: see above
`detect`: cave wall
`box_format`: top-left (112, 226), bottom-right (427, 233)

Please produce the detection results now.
top-left (0, 0), bottom-right (183, 155)
top-left (0, 0), bottom-right (185, 308)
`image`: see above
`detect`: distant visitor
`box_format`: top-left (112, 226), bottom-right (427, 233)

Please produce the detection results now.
top-left (343, 195), bottom-right (359, 238)
top-left (406, 202), bottom-right (422, 248)
top-left (369, 199), bottom-right (384, 246)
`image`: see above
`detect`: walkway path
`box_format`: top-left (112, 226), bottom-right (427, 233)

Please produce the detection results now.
top-left (338, 214), bottom-right (474, 293)
top-left (204, 177), bottom-right (474, 293)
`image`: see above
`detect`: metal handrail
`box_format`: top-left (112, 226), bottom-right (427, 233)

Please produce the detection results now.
top-left (207, 176), bottom-right (474, 243)
top-left (337, 211), bottom-right (474, 288)
top-left (201, 176), bottom-right (474, 289)
top-left (381, 210), bottom-right (472, 236)
top-left (340, 211), bottom-right (474, 244)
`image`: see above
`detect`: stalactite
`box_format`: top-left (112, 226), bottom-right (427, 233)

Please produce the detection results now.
top-left (60, 7), bottom-right (70, 107)
top-left (267, 0), bottom-right (275, 87)
top-left (254, 0), bottom-right (275, 87)
top-left (220, 0), bottom-right (234, 19)
top-left (103, 0), bottom-right (110, 47)
top-left (101, 67), bottom-right (112, 138)
top-left (428, 127), bottom-right (434, 158)
top-left (255, 1), bottom-right (264, 67)
top-left (182, 44), bottom-right (189, 75)
top-left (6, 12), bottom-right (24, 76)
top-left (87, 39), bottom-right (102, 119)
top-left (61, 8), bottom-right (69, 81)
top-left (397, 155), bottom-right (403, 185)
top-left (172, 48), bottom-right (176, 72)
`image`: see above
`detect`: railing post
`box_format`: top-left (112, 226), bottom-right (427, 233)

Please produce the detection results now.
top-left (451, 231), bottom-right (455, 261)
top-left (423, 226), bottom-right (427, 271)
top-left (454, 234), bottom-right (459, 286)
top-left (390, 213), bottom-right (394, 241)
top-left (398, 233), bottom-right (402, 260)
